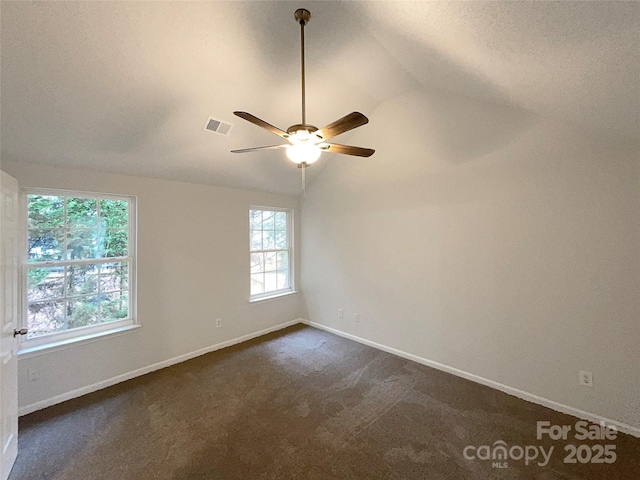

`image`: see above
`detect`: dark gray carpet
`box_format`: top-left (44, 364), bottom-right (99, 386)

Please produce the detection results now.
top-left (10, 325), bottom-right (640, 479)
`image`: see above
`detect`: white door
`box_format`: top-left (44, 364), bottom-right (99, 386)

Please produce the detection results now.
top-left (0, 171), bottom-right (19, 480)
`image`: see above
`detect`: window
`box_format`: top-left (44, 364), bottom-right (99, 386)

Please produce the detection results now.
top-left (250, 208), bottom-right (293, 300)
top-left (23, 190), bottom-right (136, 347)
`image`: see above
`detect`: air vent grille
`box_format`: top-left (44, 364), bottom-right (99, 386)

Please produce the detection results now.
top-left (204, 117), bottom-right (233, 135)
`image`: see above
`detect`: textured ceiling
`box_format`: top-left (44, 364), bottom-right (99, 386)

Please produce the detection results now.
top-left (2, 1), bottom-right (638, 195)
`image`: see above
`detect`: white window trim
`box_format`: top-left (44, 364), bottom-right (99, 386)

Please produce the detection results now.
top-left (249, 289), bottom-right (298, 303)
top-left (18, 187), bottom-right (138, 351)
top-left (18, 324), bottom-right (141, 359)
top-left (249, 206), bottom-right (294, 302)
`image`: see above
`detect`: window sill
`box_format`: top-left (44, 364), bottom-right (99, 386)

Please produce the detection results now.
top-left (249, 290), bottom-right (298, 304)
top-left (18, 324), bottom-right (141, 359)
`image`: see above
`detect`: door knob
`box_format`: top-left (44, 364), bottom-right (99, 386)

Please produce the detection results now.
top-left (13, 328), bottom-right (28, 337)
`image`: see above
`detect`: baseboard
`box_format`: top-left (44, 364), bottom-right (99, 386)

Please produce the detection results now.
top-left (18, 319), bottom-right (302, 416)
top-left (300, 319), bottom-right (640, 438)
top-left (21, 317), bottom-right (640, 439)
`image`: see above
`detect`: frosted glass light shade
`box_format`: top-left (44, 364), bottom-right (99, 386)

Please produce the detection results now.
top-left (286, 142), bottom-right (321, 164)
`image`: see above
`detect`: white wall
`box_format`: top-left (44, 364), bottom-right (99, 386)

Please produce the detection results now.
top-left (301, 88), bottom-right (640, 430)
top-left (5, 89), bottom-right (640, 431)
top-left (1, 162), bottom-right (305, 411)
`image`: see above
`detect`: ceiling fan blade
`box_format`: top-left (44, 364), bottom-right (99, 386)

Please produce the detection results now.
top-left (317, 112), bottom-right (369, 141)
top-left (233, 111), bottom-right (289, 139)
top-left (323, 143), bottom-right (375, 157)
top-left (231, 145), bottom-right (287, 154)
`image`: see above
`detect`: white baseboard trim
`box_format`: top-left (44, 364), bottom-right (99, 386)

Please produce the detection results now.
top-left (18, 319), bottom-right (302, 417)
top-left (300, 319), bottom-right (640, 438)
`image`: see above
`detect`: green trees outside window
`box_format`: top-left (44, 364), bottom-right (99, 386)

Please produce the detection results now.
top-left (26, 193), bottom-right (133, 339)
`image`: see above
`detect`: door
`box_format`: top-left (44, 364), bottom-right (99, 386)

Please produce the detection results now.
top-left (0, 171), bottom-right (19, 480)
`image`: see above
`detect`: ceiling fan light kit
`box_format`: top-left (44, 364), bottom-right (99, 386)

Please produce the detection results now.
top-left (231, 8), bottom-right (374, 173)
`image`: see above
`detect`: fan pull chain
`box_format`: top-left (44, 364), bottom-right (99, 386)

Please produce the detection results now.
top-left (301, 162), bottom-right (306, 198)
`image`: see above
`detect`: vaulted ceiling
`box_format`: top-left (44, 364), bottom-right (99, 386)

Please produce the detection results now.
top-left (2, 1), bottom-right (638, 195)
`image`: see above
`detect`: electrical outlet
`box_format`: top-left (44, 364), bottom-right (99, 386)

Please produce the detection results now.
top-left (27, 369), bottom-right (40, 382)
top-left (579, 370), bottom-right (593, 387)
top-left (216, 318), bottom-right (222, 328)
top-left (338, 309), bottom-right (343, 319)
top-left (354, 313), bottom-right (360, 323)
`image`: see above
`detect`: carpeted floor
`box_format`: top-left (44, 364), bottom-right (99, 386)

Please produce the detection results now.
top-left (9, 325), bottom-right (640, 479)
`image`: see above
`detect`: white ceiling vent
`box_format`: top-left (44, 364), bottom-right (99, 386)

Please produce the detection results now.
top-left (204, 117), bottom-right (233, 135)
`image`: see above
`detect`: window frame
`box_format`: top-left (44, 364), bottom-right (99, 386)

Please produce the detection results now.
top-left (249, 206), bottom-right (295, 302)
top-left (19, 187), bottom-right (137, 350)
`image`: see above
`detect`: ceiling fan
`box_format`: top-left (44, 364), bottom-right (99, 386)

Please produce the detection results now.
top-left (231, 8), bottom-right (374, 182)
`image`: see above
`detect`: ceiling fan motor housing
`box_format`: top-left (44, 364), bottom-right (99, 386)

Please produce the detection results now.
top-left (294, 9), bottom-right (311, 25)
top-left (287, 124), bottom-right (322, 141)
